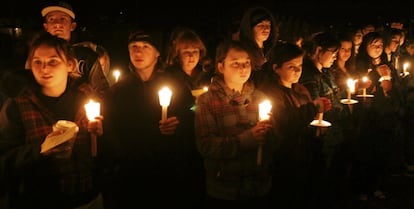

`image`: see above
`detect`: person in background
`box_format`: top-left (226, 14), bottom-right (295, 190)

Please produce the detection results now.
top-left (331, 32), bottom-right (357, 86)
top-left (352, 28), bottom-right (363, 56)
top-left (40, 1), bottom-right (109, 97)
top-left (101, 29), bottom-right (196, 209)
top-left (164, 26), bottom-right (214, 208)
top-left (165, 26), bottom-right (214, 92)
top-left (327, 31), bottom-right (360, 205)
top-left (401, 36), bottom-right (414, 176)
top-left (95, 45), bottom-right (114, 85)
top-left (239, 6), bottom-right (279, 86)
top-left (74, 42), bottom-right (115, 86)
top-left (361, 24), bottom-right (376, 36)
top-left (390, 21), bottom-right (406, 48)
top-left (195, 39), bottom-right (273, 209)
top-left (382, 28), bottom-right (404, 73)
top-left (0, 31), bottom-right (104, 209)
top-left (399, 37), bottom-right (414, 72)
top-left (257, 42), bottom-right (331, 209)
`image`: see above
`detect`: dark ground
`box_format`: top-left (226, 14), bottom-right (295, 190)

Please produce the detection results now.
top-left (333, 173), bottom-right (414, 209)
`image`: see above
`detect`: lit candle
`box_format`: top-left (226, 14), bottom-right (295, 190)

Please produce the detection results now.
top-left (317, 112), bottom-right (323, 124)
top-left (257, 100), bottom-right (272, 166)
top-left (362, 76), bottom-right (368, 96)
top-left (403, 62), bottom-right (409, 76)
top-left (158, 86), bottom-right (172, 120)
top-left (113, 70), bottom-right (120, 82)
top-left (191, 86), bottom-right (209, 98)
top-left (347, 78), bottom-right (356, 101)
top-left (84, 99), bottom-right (101, 157)
top-left (395, 56), bottom-right (399, 70)
top-left (259, 100), bottom-right (272, 121)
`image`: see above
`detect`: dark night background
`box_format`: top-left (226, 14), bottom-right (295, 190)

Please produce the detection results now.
top-left (2, 0), bottom-right (413, 25)
top-left (1, 0), bottom-right (414, 69)
top-left (2, 1), bottom-right (414, 208)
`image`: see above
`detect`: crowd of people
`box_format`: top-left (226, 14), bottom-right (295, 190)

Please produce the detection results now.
top-left (1, 1), bottom-right (414, 209)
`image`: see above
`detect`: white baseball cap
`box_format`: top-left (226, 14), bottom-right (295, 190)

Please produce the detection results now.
top-left (41, 1), bottom-right (75, 19)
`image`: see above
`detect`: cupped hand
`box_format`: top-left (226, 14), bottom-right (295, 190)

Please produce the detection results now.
top-left (251, 120), bottom-right (272, 143)
top-left (87, 115), bottom-right (104, 136)
top-left (159, 116), bottom-right (180, 135)
top-left (314, 97), bottom-right (332, 113)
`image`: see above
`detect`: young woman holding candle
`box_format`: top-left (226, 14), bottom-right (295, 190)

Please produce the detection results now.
top-left (257, 42), bottom-right (331, 209)
top-left (299, 31), bottom-right (345, 208)
top-left (352, 31), bottom-right (405, 201)
top-left (327, 32), bottom-right (364, 201)
top-left (194, 40), bottom-right (273, 209)
top-left (330, 32), bottom-right (358, 98)
top-left (0, 32), bottom-right (104, 209)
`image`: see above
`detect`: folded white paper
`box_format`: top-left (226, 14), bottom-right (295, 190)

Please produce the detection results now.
top-left (40, 125), bottom-right (78, 153)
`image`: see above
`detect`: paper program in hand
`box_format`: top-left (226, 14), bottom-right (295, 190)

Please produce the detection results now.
top-left (40, 123), bottom-right (79, 154)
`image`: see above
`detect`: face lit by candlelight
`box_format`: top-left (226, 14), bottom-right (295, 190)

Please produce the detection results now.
top-left (179, 46), bottom-right (200, 74)
top-left (388, 35), bottom-right (402, 53)
top-left (43, 11), bottom-right (76, 41)
top-left (274, 56), bottom-right (303, 88)
top-left (253, 20), bottom-right (271, 44)
top-left (338, 40), bottom-right (352, 62)
top-left (128, 41), bottom-right (160, 73)
top-left (30, 45), bottom-right (73, 97)
top-left (218, 48), bottom-right (251, 91)
top-left (319, 47), bottom-right (338, 68)
top-left (367, 39), bottom-right (384, 60)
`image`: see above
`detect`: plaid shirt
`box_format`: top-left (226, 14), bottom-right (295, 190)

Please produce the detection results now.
top-left (0, 84), bottom-right (99, 208)
top-left (195, 76), bottom-right (274, 200)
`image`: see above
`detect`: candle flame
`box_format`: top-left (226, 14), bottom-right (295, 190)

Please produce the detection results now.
top-left (113, 70), bottom-right (120, 82)
top-left (158, 86), bottom-right (172, 106)
top-left (347, 78), bottom-right (357, 93)
top-left (404, 63), bottom-right (409, 71)
top-left (259, 100), bottom-right (272, 121)
top-left (84, 99), bottom-right (101, 121)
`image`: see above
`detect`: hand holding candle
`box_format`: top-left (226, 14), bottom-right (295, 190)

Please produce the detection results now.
top-left (257, 100), bottom-right (272, 166)
top-left (310, 97), bottom-right (332, 128)
top-left (84, 99), bottom-right (101, 157)
top-left (158, 86), bottom-right (172, 120)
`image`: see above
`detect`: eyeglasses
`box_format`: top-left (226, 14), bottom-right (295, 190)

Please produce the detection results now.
top-left (391, 39), bottom-right (400, 44)
top-left (325, 48), bottom-right (338, 56)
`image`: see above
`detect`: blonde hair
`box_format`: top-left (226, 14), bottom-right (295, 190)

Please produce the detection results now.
top-left (165, 27), bottom-right (207, 66)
